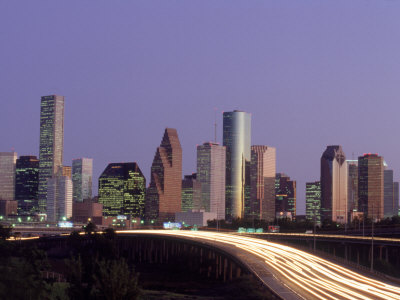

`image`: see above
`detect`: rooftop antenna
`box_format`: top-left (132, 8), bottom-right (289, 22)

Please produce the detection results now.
top-left (352, 152), bottom-right (354, 160)
top-left (214, 107), bottom-right (218, 143)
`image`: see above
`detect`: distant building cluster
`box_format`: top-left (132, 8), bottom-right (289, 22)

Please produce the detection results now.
top-left (306, 146), bottom-right (399, 226)
top-left (6, 95), bottom-right (398, 228)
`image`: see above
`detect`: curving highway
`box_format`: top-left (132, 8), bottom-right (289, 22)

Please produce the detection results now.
top-left (119, 230), bottom-right (400, 300)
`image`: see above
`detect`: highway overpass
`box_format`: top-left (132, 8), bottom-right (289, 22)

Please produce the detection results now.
top-left (115, 230), bottom-right (400, 300)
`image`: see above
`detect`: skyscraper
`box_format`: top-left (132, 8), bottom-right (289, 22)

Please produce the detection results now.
top-left (306, 181), bottom-right (321, 225)
top-left (275, 173), bottom-right (296, 218)
top-left (15, 156), bottom-right (39, 214)
top-left (38, 95), bottom-right (64, 213)
top-left (72, 158), bottom-right (93, 202)
top-left (358, 154), bottom-right (384, 220)
top-left (223, 111), bottom-right (251, 220)
top-left (181, 174), bottom-right (201, 212)
top-left (320, 145), bottom-right (348, 224)
top-left (347, 160), bottom-right (358, 213)
top-left (0, 152), bottom-right (17, 200)
top-left (394, 182), bottom-right (399, 217)
top-left (384, 169), bottom-right (396, 218)
top-left (99, 162), bottom-right (146, 218)
top-left (197, 142), bottom-right (226, 220)
top-left (47, 175), bottom-right (72, 222)
top-left (145, 128), bottom-right (182, 222)
top-left (250, 145), bottom-right (276, 221)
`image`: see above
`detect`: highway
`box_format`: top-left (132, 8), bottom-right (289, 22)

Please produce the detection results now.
top-left (119, 230), bottom-right (400, 300)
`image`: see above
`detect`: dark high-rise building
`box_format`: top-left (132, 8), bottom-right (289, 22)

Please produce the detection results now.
top-left (15, 156), bottom-right (39, 214)
top-left (394, 182), bottom-right (399, 217)
top-left (347, 160), bottom-right (358, 214)
top-left (223, 110), bottom-right (251, 220)
top-left (197, 142), bottom-right (226, 220)
top-left (358, 154), bottom-right (384, 220)
top-left (384, 169), bottom-right (397, 218)
top-left (99, 163), bottom-right (146, 218)
top-left (306, 181), bottom-right (321, 225)
top-left (321, 145), bottom-right (347, 224)
top-left (275, 173), bottom-right (296, 218)
top-left (250, 146), bottom-right (276, 221)
top-left (38, 95), bottom-right (64, 213)
top-left (181, 174), bottom-right (201, 212)
top-left (146, 128), bottom-right (182, 222)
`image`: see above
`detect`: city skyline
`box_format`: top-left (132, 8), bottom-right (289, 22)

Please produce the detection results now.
top-left (2, 2), bottom-right (400, 215)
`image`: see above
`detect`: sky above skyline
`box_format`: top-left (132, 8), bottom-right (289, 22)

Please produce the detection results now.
top-left (1, 1), bottom-right (400, 214)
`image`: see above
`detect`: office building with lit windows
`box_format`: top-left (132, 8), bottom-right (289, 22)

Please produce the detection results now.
top-left (306, 181), bottom-right (321, 225)
top-left (223, 110), bottom-right (251, 220)
top-left (15, 156), bottom-right (39, 214)
top-left (0, 152), bottom-right (17, 200)
top-left (197, 142), bottom-right (226, 220)
top-left (250, 145), bottom-right (276, 221)
top-left (275, 173), bottom-right (296, 218)
top-left (321, 145), bottom-right (348, 224)
top-left (72, 158), bottom-right (93, 202)
top-left (99, 163), bottom-right (146, 218)
top-left (358, 154), bottom-right (384, 220)
top-left (38, 95), bottom-right (64, 213)
top-left (181, 174), bottom-right (201, 212)
top-left (146, 128), bottom-right (182, 222)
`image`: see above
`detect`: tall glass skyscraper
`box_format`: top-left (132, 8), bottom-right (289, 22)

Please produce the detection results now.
top-left (358, 154), bottom-right (384, 220)
top-left (15, 155), bottom-right (39, 214)
top-left (223, 111), bottom-right (251, 220)
top-left (99, 162), bottom-right (146, 218)
top-left (38, 95), bottom-right (64, 213)
top-left (321, 145), bottom-right (348, 224)
top-left (197, 142), bottom-right (226, 220)
top-left (72, 158), bottom-right (93, 202)
top-left (145, 128), bottom-right (182, 222)
top-left (250, 146), bottom-right (276, 221)
top-left (0, 152), bottom-right (17, 200)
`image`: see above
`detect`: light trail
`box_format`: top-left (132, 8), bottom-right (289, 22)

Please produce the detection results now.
top-left (118, 230), bottom-right (400, 300)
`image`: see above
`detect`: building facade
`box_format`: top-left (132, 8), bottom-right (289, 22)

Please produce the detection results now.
top-left (38, 95), bottom-right (64, 213)
top-left (347, 160), bottom-right (358, 214)
top-left (72, 158), bottom-right (93, 202)
top-left (47, 175), bottom-right (72, 222)
top-left (275, 173), bottom-right (296, 218)
top-left (146, 128), bottom-right (182, 222)
top-left (358, 154), bottom-right (384, 220)
top-left (196, 142), bottom-right (226, 220)
top-left (223, 111), bottom-right (251, 220)
top-left (0, 152), bottom-right (17, 200)
top-left (321, 145), bottom-right (348, 224)
top-left (384, 169), bottom-right (397, 218)
top-left (306, 181), bottom-right (321, 225)
top-left (250, 145), bottom-right (276, 221)
top-left (15, 155), bottom-right (39, 214)
top-left (99, 163), bottom-right (146, 218)
top-left (181, 174), bottom-right (201, 213)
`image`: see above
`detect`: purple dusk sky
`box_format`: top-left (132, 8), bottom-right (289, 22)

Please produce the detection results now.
top-left (1, 1), bottom-right (400, 214)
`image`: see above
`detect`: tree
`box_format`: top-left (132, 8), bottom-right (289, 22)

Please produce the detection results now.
top-left (83, 222), bottom-right (97, 235)
top-left (92, 258), bottom-right (141, 300)
top-left (0, 224), bottom-right (12, 240)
